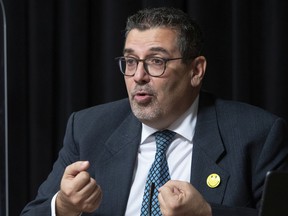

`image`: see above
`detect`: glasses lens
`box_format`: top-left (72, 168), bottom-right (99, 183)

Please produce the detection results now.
top-left (145, 58), bottom-right (165, 76)
top-left (119, 57), bottom-right (137, 76)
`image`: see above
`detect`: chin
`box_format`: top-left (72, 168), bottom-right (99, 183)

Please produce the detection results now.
top-left (131, 103), bottom-right (162, 123)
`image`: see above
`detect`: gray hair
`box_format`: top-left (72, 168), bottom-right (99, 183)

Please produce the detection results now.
top-left (125, 7), bottom-right (203, 63)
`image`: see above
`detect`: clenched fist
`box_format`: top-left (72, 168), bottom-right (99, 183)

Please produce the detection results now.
top-left (56, 161), bottom-right (103, 216)
top-left (158, 180), bottom-right (212, 216)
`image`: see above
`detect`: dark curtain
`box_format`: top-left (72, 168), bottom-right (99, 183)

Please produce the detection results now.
top-left (1, 0), bottom-right (8, 215)
top-left (2, 0), bottom-right (288, 215)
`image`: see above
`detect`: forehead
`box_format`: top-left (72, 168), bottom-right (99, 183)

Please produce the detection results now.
top-left (124, 28), bottom-right (179, 55)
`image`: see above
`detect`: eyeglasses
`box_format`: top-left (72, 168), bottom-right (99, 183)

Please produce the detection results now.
top-left (115, 56), bottom-right (183, 77)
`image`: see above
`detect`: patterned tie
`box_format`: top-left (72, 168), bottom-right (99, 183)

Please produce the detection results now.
top-left (140, 130), bottom-right (176, 216)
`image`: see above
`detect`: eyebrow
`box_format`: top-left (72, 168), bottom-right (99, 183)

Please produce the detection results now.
top-left (123, 47), bottom-right (170, 56)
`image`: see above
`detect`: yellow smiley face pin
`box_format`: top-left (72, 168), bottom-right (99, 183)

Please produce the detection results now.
top-left (207, 173), bottom-right (221, 188)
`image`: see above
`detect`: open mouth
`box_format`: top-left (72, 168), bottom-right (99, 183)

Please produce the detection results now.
top-left (133, 92), bottom-right (153, 104)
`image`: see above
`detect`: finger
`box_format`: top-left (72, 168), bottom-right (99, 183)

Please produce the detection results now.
top-left (88, 184), bottom-right (103, 210)
top-left (76, 177), bottom-right (97, 196)
top-left (64, 161), bottom-right (90, 178)
top-left (158, 189), bottom-right (165, 206)
top-left (73, 171), bottom-right (92, 191)
top-left (172, 186), bottom-right (181, 195)
top-left (158, 186), bottom-right (172, 216)
top-left (158, 180), bottom-right (188, 205)
top-left (160, 180), bottom-right (190, 194)
top-left (160, 180), bottom-right (183, 189)
top-left (158, 180), bottom-right (177, 195)
top-left (158, 184), bottom-right (175, 202)
top-left (80, 182), bottom-right (103, 212)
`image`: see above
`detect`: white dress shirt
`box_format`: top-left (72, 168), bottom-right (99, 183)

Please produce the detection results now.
top-left (51, 96), bottom-right (199, 215)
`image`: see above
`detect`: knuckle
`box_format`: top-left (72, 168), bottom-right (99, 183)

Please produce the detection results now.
top-left (90, 177), bottom-right (96, 184)
top-left (70, 195), bottom-right (84, 207)
top-left (61, 185), bottom-right (74, 197)
top-left (79, 170), bottom-right (88, 178)
top-left (78, 171), bottom-right (90, 181)
top-left (82, 202), bottom-right (98, 212)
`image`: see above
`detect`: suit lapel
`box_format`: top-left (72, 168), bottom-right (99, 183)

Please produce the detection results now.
top-left (94, 112), bottom-right (142, 216)
top-left (191, 92), bottom-right (230, 204)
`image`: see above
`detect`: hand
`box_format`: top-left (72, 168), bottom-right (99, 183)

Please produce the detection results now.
top-left (56, 161), bottom-right (103, 216)
top-left (158, 180), bottom-right (212, 216)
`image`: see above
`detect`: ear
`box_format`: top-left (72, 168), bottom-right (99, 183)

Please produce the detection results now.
top-left (190, 56), bottom-right (207, 87)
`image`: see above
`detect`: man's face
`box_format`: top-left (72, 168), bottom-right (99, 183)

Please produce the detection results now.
top-left (124, 28), bottom-right (205, 129)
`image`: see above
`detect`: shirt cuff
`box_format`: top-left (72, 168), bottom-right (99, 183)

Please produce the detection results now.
top-left (51, 192), bottom-right (58, 216)
top-left (51, 192), bottom-right (82, 216)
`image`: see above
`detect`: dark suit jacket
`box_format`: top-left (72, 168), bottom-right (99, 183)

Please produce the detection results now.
top-left (21, 92), bottom-right (288, 216)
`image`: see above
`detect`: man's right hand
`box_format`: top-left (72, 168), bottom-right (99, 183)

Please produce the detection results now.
top-left (56, 161), bottom-right (103, 216)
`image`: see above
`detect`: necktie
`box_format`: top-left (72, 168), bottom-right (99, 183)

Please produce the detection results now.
top-left (140, 130), bottom-right (176, 216)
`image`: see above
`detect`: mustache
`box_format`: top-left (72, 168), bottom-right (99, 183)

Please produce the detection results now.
top-left (130, 85), bottom-right (156, 96)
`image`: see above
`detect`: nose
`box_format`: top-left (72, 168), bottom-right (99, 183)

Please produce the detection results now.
top-left (133, 62), bottom-right (150, 83)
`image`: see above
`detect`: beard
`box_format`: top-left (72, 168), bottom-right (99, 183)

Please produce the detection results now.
top-left (130, 98), bottom-right (163, 121)
top-left (129, 84), bottom-right (163, 122)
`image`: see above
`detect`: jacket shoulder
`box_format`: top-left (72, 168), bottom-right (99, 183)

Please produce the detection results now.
top-left (68, 98), bottom-right (136, 140)
top-left (200, 91), bottom-right (280, 123)
top-left (76, 98), bottom-right (131, 118)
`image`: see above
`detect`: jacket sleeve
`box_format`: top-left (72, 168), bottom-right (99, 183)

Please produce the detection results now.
top-left (211, 117), bottom-right (288, 216)
top-left (211, 203), bottom-right (258, 216)
top-left (21, 113), bottom-right (80, 215)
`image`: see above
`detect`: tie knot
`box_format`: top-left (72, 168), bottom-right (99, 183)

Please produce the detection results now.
top-left (154, 130), bottom-right (176, 152)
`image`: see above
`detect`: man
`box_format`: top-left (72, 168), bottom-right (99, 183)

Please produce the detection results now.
top-left (22, 7), bottom-right (288, 216)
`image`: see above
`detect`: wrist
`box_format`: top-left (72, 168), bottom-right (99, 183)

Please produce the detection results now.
top-left (56, 191), bottom-right (82, 216)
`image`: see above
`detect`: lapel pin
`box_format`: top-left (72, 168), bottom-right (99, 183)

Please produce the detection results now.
top-left (207, 173), bottom-right (221, 188)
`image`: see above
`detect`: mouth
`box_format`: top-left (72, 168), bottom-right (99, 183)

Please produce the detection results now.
top-left (132, 91), bottom-right (154, 104)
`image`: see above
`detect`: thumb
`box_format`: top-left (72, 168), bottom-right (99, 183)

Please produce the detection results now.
top-left (158, 184), bottom-right (174, 201)
top-left (158, 181), bottom-right (183, 202)
top-left (64, 161), bottom-right (90, 178)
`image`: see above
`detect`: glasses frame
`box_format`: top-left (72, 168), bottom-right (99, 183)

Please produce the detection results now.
top-left (115, 56), bottom-right (183, 77)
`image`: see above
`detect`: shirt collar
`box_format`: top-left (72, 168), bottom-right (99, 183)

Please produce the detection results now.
top-left (141, 95), bottom-right (199, 144)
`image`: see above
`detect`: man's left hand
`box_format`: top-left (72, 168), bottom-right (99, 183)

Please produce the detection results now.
top-left (158, 180), bottom-right (212, 216)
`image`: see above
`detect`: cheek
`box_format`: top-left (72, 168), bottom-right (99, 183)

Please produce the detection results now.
top-left (157, 80), bottom-right (181, 103)
top-left (164, 74), bottom-right (191, 96)
top-left (124, 78), bottom-right (133, 92)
